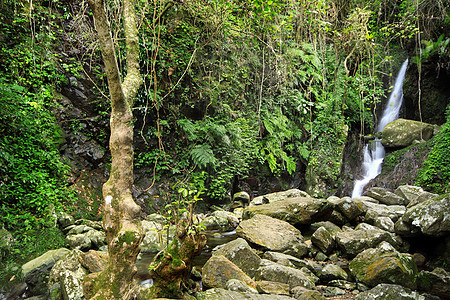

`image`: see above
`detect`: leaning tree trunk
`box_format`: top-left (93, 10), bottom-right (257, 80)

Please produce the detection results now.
top-left (83, 0), bottom-right (144, 298)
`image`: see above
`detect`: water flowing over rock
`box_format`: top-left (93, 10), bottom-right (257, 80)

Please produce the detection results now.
top-left (352, 59), bottom-right (409, 198)
top-left (349, 241), bottom-right (418, 289)
top-left (381, 118), bottom-right (435, 147)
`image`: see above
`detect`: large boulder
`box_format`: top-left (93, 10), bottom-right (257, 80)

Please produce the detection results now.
top-left (48, 249), bottom-right (87, 300)
top-left (366, 187), bottom-right (407, 206)
top-left (335, 223), bottom-right (402, 258)
top-left (362, 201), bottom-right (406, 224)
top-left (197, 288), bottom-right (296, 299)
top-left (140, 219), bottom-right (173, 253)
top-left (213, 238), bottom-right (261, 278)
top-left (381, 118), bottom-right (434, 148)
top-left (249, 189), bottom-right (310, 206)
top-left (64, 225), bottom-right (106, 251)
top-left (354, 283), bottom-right (429, 300)
top-left (243, 197), bottom-right (332, 226)
top-left (311, 226), bottom-right (335, 254)
top-left (349, 242), bottom-right (418, 289)
top-left (202, 255), bottom-right (256, 290)
top-left (417, 268), bottom-right (450, 299)
top-left (395, 193), bottom-right (450, 237)
top-left (201, 210), bottom-right (240, 231)
top-left (236, 214), bottom-right (308, 258)
top-left (255, 261), bottom-right (316, 290)
top-left (328, 197), bottom-right (364, 221)
top-left (22, 248), bottom-right (71, 295)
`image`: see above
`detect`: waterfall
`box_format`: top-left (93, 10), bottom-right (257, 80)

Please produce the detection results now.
top-left (351, 59), bottom-right (409, 198)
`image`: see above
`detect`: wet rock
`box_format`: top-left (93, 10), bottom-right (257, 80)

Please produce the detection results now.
top-left (237, 214), bottom-right (308, 258)
top-left (197, 287), bottom-right (296, 299)
top-left (213, 238), bottom-right (261, 278)
top-left (366, 187), bottom-right (407, 206)
top-left (22, 248), bottom-right (71, 295)
top-left (255, 280), bottom-right (290, 295)
top-left (202, 255), bottom-right (256, 290)
top-left (243, 197), bottom-right (332, 226)
top-left (354, 283), bottom-right (433, 300)
top-left (381, 118), bottom-right (435, 147)
top-left (395, 193), bottom-right (450, 237)
top-left (349, 242), bottom-right (418, 289)
top-left (255, 262), bottom-right (316, 290)
top-left (336, 223), bottom-right (402, 258)
top-left (48, 249), bottom-right (86, 300)
top-left (249, 189), bottom-right (311, 206)
top-left (311, 226), bottom-right (335, 254)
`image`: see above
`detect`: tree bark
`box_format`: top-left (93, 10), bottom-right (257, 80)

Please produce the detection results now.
top-left (83, 0), bottom-right (144, 298)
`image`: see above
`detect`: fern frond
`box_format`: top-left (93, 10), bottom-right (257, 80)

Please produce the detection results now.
top-left (190, 144), bottom-right (217, 169)
top-left (177, 119), bottom-right (197, 141)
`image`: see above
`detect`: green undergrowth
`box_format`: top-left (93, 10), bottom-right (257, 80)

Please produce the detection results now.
top-left (416, 106), bottom-right (450, 194)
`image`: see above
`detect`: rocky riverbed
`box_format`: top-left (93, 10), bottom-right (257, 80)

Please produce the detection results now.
top-left (8, 186), bottom-right (450, 299)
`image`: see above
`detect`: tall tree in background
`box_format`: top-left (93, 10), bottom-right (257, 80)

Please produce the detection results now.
top-left (83, 0), bottom-right (144, 298)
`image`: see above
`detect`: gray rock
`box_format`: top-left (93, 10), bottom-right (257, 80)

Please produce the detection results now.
top-left (309, 221), bottom-right (342, 236)
top-left (354, 283), bottom-right (428, 300)
top-left (48, 249), bottom-right (87, 300)
top-left (255, 280), bottom-right (290, 295)
top-left (255, 262), bottom-right (316, 290)
top-left (263, 252), bottom-right (310, 270)
top-left (349, 242), bottom-right (418, 289)
top-left (395, 185), bottom-right (425, 204)
top-left (335, 223), bottom-right (402, 258)
top-left (292, 288), bottom-right (326, 299)
top-left (213, 238), bottom-right (261, 278)
top-left (366, 187), bottom-right (407, 205)
top-left (311, 226), bottom-right (335, 254)
top-left (202, 255), bottom-right (256, 290)
top-left (364, 202), bottom-right (406, 223)
top-left (237, 214), bottom-right (308, 258)
top-left (332, 197), bottom-right (364, 221)
top-left (66, 225), bottom-right (95, 235)
top-left (328, 279), bottom-right (358, 290)
top-left (243, 197), bottom-right (332, 226)
top-left (197, 288), bottom-right (296, 299)
top-left (22, 248), bottom-right (70, 295)
top-left (202, 210), bottom-right (240, 231)
top-left (381, 118), bottom-right (434, 147)
top-left (226, 279), bottom-right (258, 293)
top-left (233, 191), bottom-right (251, 207)
top-left (318, 264), bottom-right (348, 282)
top-left (249, 189), bottom-right (311, 206)
top-left (84, 230), bottom-right (106, 249)
top-left (140, 219), bottom-right (173, 253)
top-left (57, 212), bottom-right (75, 229)
top-left (417, 268), bottom-right (450, 299)
top-left (373, 216), bottom-right (395, 233)
top-left (395, 193), bottom-right (450, 237)
top-left (407, 191), bottom-right (439, 208)
top-left (65, 234), bottom-right (92, 251)
top-left (0, 227), bottom-right (13, 258)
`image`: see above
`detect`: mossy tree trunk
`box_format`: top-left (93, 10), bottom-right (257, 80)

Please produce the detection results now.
top-left (83, 0), bottom-right (144, 298)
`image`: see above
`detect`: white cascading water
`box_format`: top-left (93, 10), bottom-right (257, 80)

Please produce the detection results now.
top-left (351, 59), bottom-right (409, 198)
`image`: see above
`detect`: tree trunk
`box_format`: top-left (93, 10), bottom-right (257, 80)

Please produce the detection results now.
top-left (83, 0), bottom-right (144, 298)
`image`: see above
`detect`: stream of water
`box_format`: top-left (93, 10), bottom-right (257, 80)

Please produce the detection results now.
top-left (351, 59), bottom-right (409, 198)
